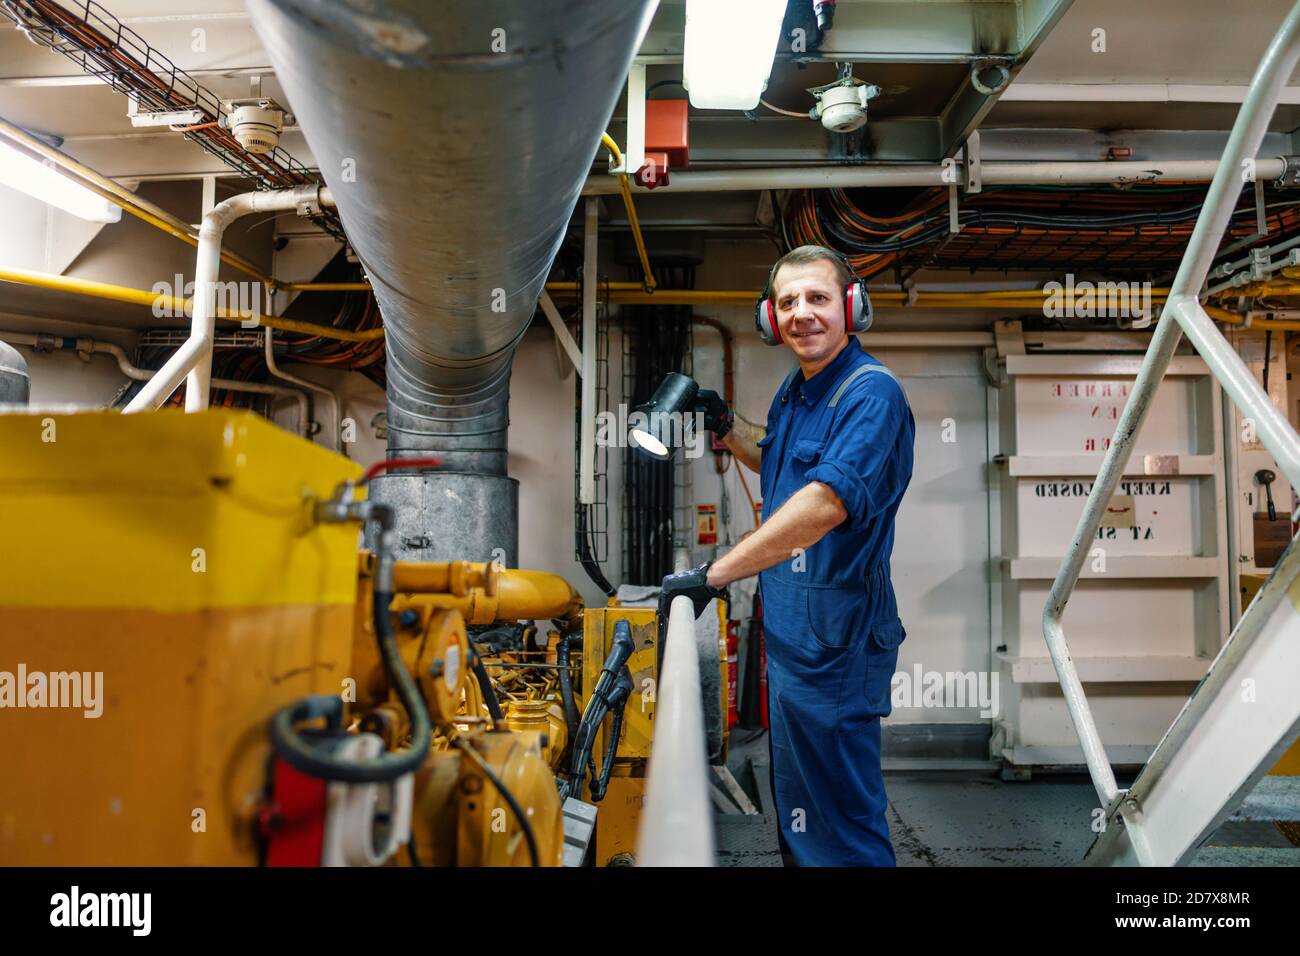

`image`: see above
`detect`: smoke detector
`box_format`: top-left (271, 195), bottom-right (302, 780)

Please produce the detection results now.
top-left (807, 76), bottom-right (880, 134)
top-left (222, 98), bottom-right (292, 153)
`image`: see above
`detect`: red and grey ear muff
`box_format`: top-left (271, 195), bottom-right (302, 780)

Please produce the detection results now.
top-left (754, 293), bottom-right (782, 345)
top-left (846, 279), bottom-right (873, 333)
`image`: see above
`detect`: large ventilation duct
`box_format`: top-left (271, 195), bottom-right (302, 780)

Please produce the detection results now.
top-left (0, 341), bottom-right (29, 405)
top-left (246, 0), bottom-right (655, 565)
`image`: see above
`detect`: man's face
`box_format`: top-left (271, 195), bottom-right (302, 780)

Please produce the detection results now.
top-left (771, 258), bottom-right (848, 364)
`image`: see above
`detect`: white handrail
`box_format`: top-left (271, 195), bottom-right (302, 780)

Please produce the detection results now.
top-left (636, 591), bottom-right (715, 867)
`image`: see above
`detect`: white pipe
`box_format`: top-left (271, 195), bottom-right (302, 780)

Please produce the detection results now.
top-left (264, 328), bottom-right (341, 451)
top-left (636, 593), bottom-right (715, 867)
top-left (578, 197), bottom-right (598, 505)
top-left (123, 184), bottom-right (331, 413)
top-left (121, 333), bottom-right (208, 411)
top-left (625, 62), bottom-right (646, 177)
top-left (581, 158), bottom-right (1289, 195)
top-left (0, 330), bottom-right (311, 435)
top-left (208, 378), bottom-right (310, 437)
top-left (96, 340), bottom-right (312, 433)
top-left (1000, 82), bottom-right (1300, 105)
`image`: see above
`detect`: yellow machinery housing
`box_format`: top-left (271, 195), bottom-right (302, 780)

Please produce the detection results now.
top-left (0, 410), bottom-right (360, 865)
top-left (580, 603), bottom-right (729, 865)
top-left (0, 409), bottom-right (730, 866)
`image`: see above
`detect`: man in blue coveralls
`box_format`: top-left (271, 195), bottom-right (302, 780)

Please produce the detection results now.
top-left (659, 244), bottom-right (915, 866)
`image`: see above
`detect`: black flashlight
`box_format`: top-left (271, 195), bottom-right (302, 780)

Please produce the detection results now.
top-left (628, 372), bottom-right (699, 460)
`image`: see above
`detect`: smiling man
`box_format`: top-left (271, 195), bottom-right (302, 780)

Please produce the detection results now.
top-left (660, 244), bottom-right (915, 866)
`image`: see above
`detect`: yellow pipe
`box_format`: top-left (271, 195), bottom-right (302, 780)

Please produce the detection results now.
top-left (543, 286), bottom-right (1178, 308)
top-left (548, 289), bottom-right (1180, 309)
top-left (544, 280), bottom-right (644, 292)
top-left (2, 259), bottom-right (1243, 330)
top-left (260, 315), bottom-right (384, 341)
top-left (600, 133), bottom-right (656, 291)
top-left (0, 116), bottom-right (274, 285)
top-left (393, 568), bottom-right (584, 626)
top-left (544, 283), bottom-right (1180, 306)
top-left (915, 286), bottom-right (1173, 300)
top-left (1251, 318), bottom-right (1300, 331)
top-left (551, 289), bottom-right (756, 305)
top-left (392, 560), bottom-right (497, 597)
top-left (279, 282), bottom-right (374, 292)
top-left (0, 266), bottom-right (164, 309)
top-left (0, 266), bottom-right (383, 341)
top-left (1231, 281), bottom-right (1300, 297)
top-left (1206, 305), bottom-right (1246, 324)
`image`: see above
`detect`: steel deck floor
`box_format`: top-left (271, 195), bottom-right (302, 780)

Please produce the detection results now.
top-left (715, 729), bottom-right (1300, 867)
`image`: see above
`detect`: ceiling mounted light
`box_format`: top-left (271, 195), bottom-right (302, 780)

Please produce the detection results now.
top-left (683, 0), bottom-right (788, 111)
top-left (221, 98), bottom-right (292, 154)
top-left (808, 75), bottom-right (881, 134)
top-left (0, 139), bottom-right (122, 223)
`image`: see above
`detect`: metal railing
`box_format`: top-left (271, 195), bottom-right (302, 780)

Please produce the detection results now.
top-left (1041, 0), bottom-right (1300, 814)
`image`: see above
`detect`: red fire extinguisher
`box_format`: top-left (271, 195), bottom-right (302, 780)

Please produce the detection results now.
top-left (726, 620), bottom-right (739, 728)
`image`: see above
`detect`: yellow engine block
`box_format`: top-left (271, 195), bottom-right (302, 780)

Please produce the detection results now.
top-left (0, 410), bottom-right (361, 865)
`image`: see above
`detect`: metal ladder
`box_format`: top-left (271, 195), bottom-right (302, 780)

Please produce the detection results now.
top-left (1042, 1), bottom-right (1300, 866)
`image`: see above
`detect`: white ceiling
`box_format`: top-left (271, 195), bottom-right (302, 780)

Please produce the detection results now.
top-left (0, 0), bottom-right (1296, 177)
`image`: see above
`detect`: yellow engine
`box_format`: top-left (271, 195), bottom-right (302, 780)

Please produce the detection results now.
top-left (0, 409), bottom-right (728, 867)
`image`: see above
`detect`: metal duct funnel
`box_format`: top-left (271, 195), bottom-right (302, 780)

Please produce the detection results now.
top-left (246, 0), bottom-right (655, 564)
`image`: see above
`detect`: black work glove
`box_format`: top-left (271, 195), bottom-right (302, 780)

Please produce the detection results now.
top-left (656, 562), bottom-right (728, 670)
top-left (658, 562), bottom-right (727, 623)
top-left (697, 389), bottom-right (733, 439)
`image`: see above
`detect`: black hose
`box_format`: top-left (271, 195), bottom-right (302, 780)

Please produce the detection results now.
top-left (592, 714), bottom-right (623, 803)
top-left (456, 738), bottom-right (540, 867)
top-left (576, 504), bottom-right (616, 597)
top-left (590, 667), bottom-right (634, 802)
top-left (562, 621), bottom-right (636, 799)
top-left (556, 633), bottom-right (582, 742)
top-left (1264, 328), bottom-right (1272, 395)
top-left (269, 587), bottom-right (432, 783)
top-left (467, 641), bottom-right (505, 724)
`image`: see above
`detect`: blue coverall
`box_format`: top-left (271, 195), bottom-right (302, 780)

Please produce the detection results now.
top-left (757, 336), bottom-right (915, 866)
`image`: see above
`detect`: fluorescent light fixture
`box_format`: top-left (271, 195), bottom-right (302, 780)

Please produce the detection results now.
top-left (683, 0), bottom-right (787, 110)
top-left (0, 140), bottom-right (122, 223)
